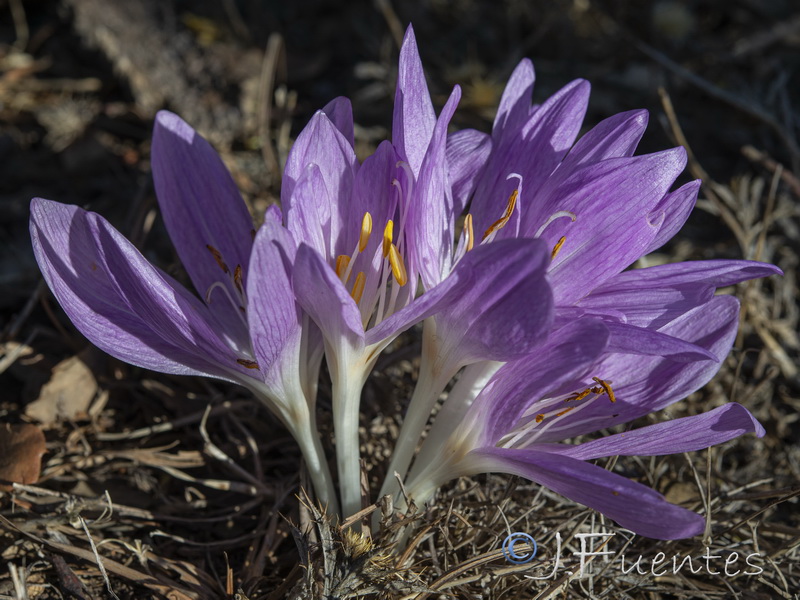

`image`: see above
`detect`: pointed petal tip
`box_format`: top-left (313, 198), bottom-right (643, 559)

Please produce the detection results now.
top-left (154, 110), bottom-right (194, 143)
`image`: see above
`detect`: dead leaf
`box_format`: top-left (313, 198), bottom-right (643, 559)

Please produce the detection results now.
top-left (26, 354), bottom-right (98, 425)
top-left (0, 423), bottom-right (47, 491)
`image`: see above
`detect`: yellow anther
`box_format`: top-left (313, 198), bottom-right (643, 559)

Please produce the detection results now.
top-left (568, 388), bottom-right (592, 402)
top-left (236, 358), bottom-right (260, 370)
top-left (382, 220), bottom-right (394, 257)
top-left (551, 236), bottom-right (566, 260)
top-left (351, 271), bottom-right (366, 304)
top-left (592, 377), bottom-right (616, 403)
top-left (482, 189), bottom-right (518, 240)
top-left (206, 244), bottom-right (230, 274)
top-left (233, 265), bottom-right (243, 293)
top-left (335, 255), bottom-right (351, 279)
top-left (465, 213), bottom-right (474, 252)
top-left (555, 407), bottom-right (575, 418)
top-left (359, 212), bottom-right (373, 252)
top-left (388, 244), bottom-right (408, 286)
top-left (535, 414), bottom-right (545, 423)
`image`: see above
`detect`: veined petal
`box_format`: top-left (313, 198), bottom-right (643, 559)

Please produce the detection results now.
top-left (408, 85), bottom-right (461, 290)
top-left (365, 238), bottom-right (547, 348)
top-left (30, 198), bottom-right (246, 381)
top-left (471, 79), bottom-right (591, 237)
top-left (322, 96), bottom-right (355, 148)
top-left (604, 321), bottom-right (718, 362)
top-left (151, 111), bottom-right (254, 348)
top-left (292, 244), bottom-right (365, 350)
top-left (543, 148), bottom-right (688, 303)
top-left (492, 58), bottom-right (535, 142)
top-left (536, 295), bottom-right (741, 442)
top-left (460, 318), bottom-right (609, 447)
top-left (577, 258), bottom-right (782, 328)
top-left (643, 179), bottom-right (700, 254)
top-left (432, 237), bottom-right (554, 365)
top-left (247, 219), bottom-right (302, 391)
top-left (468, 448), bottom-right (705, 539)
top-left (559, 109), bottom-right (648, 170)
top-left (282, 111), bottom-right (358, 259)
top-left (447, 129), bottom-right (492, 215)
top-left (558, 403), bottom-right (765, 461)
top-left (286, 164), bottom-right (332, 260)
top-left (392, 25), bottom-right (436, 176)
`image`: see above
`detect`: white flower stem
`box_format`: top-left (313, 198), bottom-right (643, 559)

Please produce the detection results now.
top-left (289, 416), bottom-right (340, 516)
top-left (378, 319), bottom-right (456, 502)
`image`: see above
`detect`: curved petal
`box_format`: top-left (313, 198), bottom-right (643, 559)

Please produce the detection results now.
top-left (292, 244), bottom-right (365, 350)
top-left (151, 111), bottom-right (254, 349)
top-left (492, 58), bottom-right (535, 142)
top-left (322, 96), bottom-right (355, 148)
top-left (447, 129), bottom-right (492, 215)
top-left (536, 295), bottom-right (741, 442)
top-left (468, 448), bottom-right (705, 539)
top-left (542, 148), bottom-right (688, 303)
top-left (286, 164), bottom-right (332, 260)
top-left (247, 219), bottom-right (303, 392)
top-left (408, 85), bottom-right (461, 290)
top-left (604, 321), bottom-right (718, 362)
top-left (559, 109), bottom-right (648, 171)
top-left (30, 198), bottom-right (246, 382)
top-left (282, 111), bottom-right (358, 259)
top-left (643, 179), bottom-right (700, 254)
top-left (558, 403), bottom-right (765, 460)
top-left (392, 25), bottom-right (436, 176)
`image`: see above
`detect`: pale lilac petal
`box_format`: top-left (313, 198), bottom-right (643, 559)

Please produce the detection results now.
top-left (604, 321), bottom-right (718, 362)
top-left (392, 25), bottom-right (436, 175)
top-left (543, 148), bottom-right (688, 303)
top-left (322, 96), bottom-right (355, 148)
top-left (471, 79), bottom-right (591, 237)
top-left (537, 296), bottom-right (740, 442)
top-left (30, 198), bottom-right (246, 381)
top-left (408, 86), bottom-right (461, 290)
top-left (558, 404), bottom-right (765, 461)
top-left (264, 203), bottom-right (283, 226)
top-left (282, 111), bottom-right (358, 259)
top-left (492, 58), bottom-right (535, 142)
top-left (469, 448), bottom-right (705, 539)
top-left (247, 219), bottom-right (302, 389)
top-left (447, 129), bottom-right (492, 215)
top-left (365, 238), bottom-right (547, 348)
top-left (559, 109), bottom-right (648, 170)
top-left (292, 244), bottom-right (365, 349)
top-left (577, 258), bottom-right (782, 328)
top-left (644, 180), bottom-right (700, 253)
top-left (151, 111), bottom-right (254, 348)
top-left (464, 319), bottom-right (609, 446)
top-left (286, 164), bottom-right (332, 260)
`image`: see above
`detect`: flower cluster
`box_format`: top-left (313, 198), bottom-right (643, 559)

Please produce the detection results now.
top-left (31, 25), bottom-right (780, 539)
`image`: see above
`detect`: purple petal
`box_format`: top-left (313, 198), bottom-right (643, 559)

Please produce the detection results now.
top-left (30, 198), bottom-right (247, 381)
top-left (292, 244), bottom-right (365, 349)
top-left (604, 321), bottom-right (718, 362)
top-left (471, 79), bottom-right (591, 238)
top-left (151, 111), bottom-right (255, 349)
top-left (558, 404), bottom-right (765, 460)
top-left (392, 25), bottom-right (436, 176)
top-left (322, 96), bottom-right (355, 148)
top-left (247, 219), bottom-right (302, 389)
top-left (542, 148), bottom-right (688, 303)
top-left (282, 111), bottom-right (358, 259)
top-left (408, 85), bottom-right (461, 290)
top-left (447, 129), bottom-right (492, 215)
top-left (464, 318), bottom-right (609, 446)
top-left (285, 164), bottom-right (332, 260)
top-left (537, 295), bottom-right (741, 442)
top-left (365, 238), bottom-right (546, 347)
top-left (577, 258), bottom-right (782, 328)
top-left (643, 180), bottom-right (700, 253)
top-left (559, 109), bottom-right (648, 170)
top-left (469, 447), bottom-right (705, 539)
top-left (492, 59), bottom-right (535, 142)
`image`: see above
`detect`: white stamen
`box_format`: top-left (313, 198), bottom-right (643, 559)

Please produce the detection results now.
top-left (534, 210), bottom-right (577, 238)
top-left (205, 281), bottom-right (249, 328)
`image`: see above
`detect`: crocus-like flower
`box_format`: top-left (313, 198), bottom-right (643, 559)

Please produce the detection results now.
top-left (29, 112), bottom-right (342, 510)
top-left (381, 50), bottom-right (783, 499)
top-left (403, 297), bottom-right (765, 539)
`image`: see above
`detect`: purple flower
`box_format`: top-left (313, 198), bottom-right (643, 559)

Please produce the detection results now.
top-left (29, 112), bottom-right (341, 510)
top-left (403, 297), bottom-right (765, 539)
